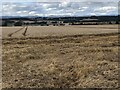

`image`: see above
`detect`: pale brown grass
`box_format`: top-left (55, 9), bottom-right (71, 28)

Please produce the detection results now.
top-left (2, 30), bottom-right (119, 88)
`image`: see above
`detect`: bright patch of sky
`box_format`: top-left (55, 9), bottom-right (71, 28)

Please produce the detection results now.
top-left (0, 0), bottom-right (119, 17)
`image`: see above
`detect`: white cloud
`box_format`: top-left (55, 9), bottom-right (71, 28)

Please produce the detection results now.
top-left (99, 13), bottom-right (107, 15)
top-left (59, 1), bottom-right (70, 7)
top-left (16, 10), bottom-right (29, 16)
top-left (46, 8), bottom-right (56, 11)
top-left (82, 7), bottom-right (88, 9)
top-left (29, 11), bottom-right (36, 15)
top-left (78, 7), bottom-right (88, 11)
top-left (2, 3), bottom-right (16, 11)
top-left (44, 13), bottom-right (73, 17)
top-left (35, 14), bottom-right (43, 16)
top-left (42, 4), bottom-right (50, 8)
top-left (94, 6), bottom-right (117, 13)
top-left (16, 11), bottom-right (22, 14)
top-left (90, 13), bottom-right (96, 16)
top-left (17, 11), bottom-right (28, 14)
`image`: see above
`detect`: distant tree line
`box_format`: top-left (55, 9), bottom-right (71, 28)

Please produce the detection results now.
top-left (1, 15), bottom-right (119, 26)
top-left (2, 20), bottom-right (119, 26)
top-left (2, 20), bottom-right (51, 26)
top-left (2, 20), bottom-right (23, 26)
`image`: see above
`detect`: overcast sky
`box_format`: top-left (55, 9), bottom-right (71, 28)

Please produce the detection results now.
top-left (1, 0), bottom-right (119, 17)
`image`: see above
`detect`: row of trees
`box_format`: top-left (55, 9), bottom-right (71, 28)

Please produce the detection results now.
top-left (2, 20), bottom-right (119, 26)
top-left (70, 21), bottom-right (119, 25)
top-left (2, 20), bottom-right (23, 26)
top-left (2, 20), bottom-right (48, 26)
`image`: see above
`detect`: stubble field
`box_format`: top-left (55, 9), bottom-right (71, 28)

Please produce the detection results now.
top-left (2, 25), bottom-right (119, 88)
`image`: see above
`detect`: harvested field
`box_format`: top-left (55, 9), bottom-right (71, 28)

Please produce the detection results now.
top-left (2, 25), bottom-right (119, 88)
top-left (2, 25), bottom-right (118, 38)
